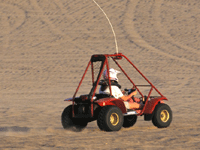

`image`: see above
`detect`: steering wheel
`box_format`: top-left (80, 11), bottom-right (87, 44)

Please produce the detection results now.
top-left (124, 88), bottom-right (136, 93)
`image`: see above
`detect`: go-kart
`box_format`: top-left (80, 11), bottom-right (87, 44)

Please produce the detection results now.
top-left (61, 53), bottom-right (172, 131)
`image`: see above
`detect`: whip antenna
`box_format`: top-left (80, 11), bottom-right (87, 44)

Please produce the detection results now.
top-left (92, 0), bottom-right (119, 54)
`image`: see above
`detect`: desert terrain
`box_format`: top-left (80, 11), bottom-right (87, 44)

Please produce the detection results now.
top-left (0, 0), bottom-right (200, 149)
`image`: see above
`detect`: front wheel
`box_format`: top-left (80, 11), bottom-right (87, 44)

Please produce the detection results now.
top-left (152, 104), bottom-right (172, 128)
top-left (61, 105), bottom-right (88, 132)
top-left (97, 106), bottom-right (123, 131)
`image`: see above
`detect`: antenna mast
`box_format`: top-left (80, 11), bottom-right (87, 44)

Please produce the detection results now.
top-left (92, 0), bottom-right (119, 54)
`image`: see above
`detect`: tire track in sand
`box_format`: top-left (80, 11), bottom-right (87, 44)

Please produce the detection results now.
top-left (30, 0), bottom-right (98, 53)
top-left (30, 0), bottom-right (64, 36)
top-left (0, 2), bottom-right (26, 50)
top-left (154, 0), bottom-right (200, 55)
top-left (122, 0), bottom-right (200, 66)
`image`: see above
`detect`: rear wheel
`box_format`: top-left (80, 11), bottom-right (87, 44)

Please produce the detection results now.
top-left (123, 115), bottom-right (137, 128)
top-left (152, 104), bottom-right (172, 128)
top-left (61, 105), bottom-right (88, 132)
top-left (97, 106), bottom-right (123, 131)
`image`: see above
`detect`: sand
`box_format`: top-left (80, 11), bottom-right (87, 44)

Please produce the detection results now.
top-left (0, 0), bottom-right (200, 149)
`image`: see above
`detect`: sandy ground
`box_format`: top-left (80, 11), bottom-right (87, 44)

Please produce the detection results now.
top-left (0, 0), bottom-right (200, 149)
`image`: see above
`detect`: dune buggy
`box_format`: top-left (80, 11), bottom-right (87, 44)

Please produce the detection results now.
top-left (61, 53), bottom-right (172, 131)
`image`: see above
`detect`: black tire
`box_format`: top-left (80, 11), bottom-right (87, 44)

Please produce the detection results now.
top-left (61, 105), bottom-right (88, 132)
top-left (97, 106), bottom-right (123, 131)
top-left (152, 104), bottom-right (172, 128)
top-left (123, 115), bottom-right (137, 128)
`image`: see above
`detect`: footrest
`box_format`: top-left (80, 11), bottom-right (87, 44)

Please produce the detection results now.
top-left (124, 110), bottom-right (138, 116)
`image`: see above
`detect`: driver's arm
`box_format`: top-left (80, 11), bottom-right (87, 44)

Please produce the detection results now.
top-left (121, 90), bottom-right (137, 101)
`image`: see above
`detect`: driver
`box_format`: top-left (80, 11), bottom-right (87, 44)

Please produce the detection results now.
top-left (99, 68), bottom-right (143, 109)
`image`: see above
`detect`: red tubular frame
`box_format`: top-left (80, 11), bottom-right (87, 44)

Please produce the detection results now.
top-left (90, 58), bottom-right (107, 116)
top-left (122, 54), bottom-right (167, 114)
top-left (106, 58), bottom-right (112, 97)
top-left (71, 53), bottom-right (167, 117)
top-left (72, 60), bottom-right (91, 117)
top-left (122, 54), bottom-right (164, 97)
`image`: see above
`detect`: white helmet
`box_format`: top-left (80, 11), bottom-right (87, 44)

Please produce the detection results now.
top-left (103, 68), bottom-right (120, 82)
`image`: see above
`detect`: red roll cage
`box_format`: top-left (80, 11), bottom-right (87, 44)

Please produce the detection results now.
top-left (71, 53), bottom-right (167, 117)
